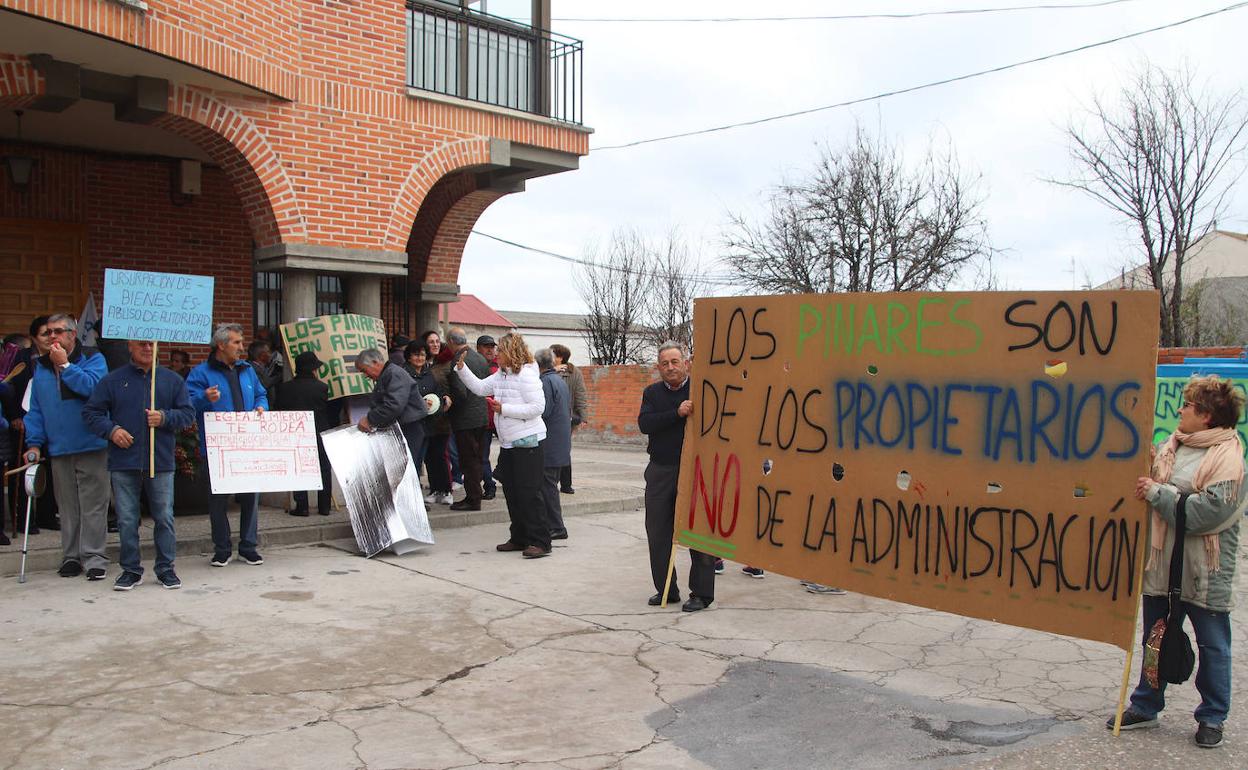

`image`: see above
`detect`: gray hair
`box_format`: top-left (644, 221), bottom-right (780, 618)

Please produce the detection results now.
top-left (534, 347), bottom-right (554, 371)
top-left (356, 348), bottom-right (385, 368)
top-left (656, 340), bottom-right (686, 359)
top-left (212, 323), bottom-right (244, 349)
top-left (48, 313), bottom-right (77, 331)
top-left (447, 327), bottom-right (468, 345)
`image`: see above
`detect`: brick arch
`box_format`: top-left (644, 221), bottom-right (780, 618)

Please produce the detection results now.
top-left (156, 87), bottom-right (306, 248)
top-left (405, 169), bottom-right (511, 290)
top-left (386, 137), bottom-right (494, 253)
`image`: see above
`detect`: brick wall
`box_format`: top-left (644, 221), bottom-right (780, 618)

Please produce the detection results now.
top-left (1157, 347), bottom-right (1247, 364)
top-left (0, 143), bottom-right (253, 362)
top-left (576, 365), bottom-right (658, 445)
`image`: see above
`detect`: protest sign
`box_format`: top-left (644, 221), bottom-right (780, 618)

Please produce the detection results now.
top-left (102, 268), bottom-right (214, 344)
top-left (321, 423), bottom-right (434, 556)
top-left (675, 291), bottom-right (1158, 650)
top-left (203, 411), bottom-right (322, 494)
top-left (279, 314), bottom-right (387, 400)
top-left (1155, 376), bottom-right (1248, 459)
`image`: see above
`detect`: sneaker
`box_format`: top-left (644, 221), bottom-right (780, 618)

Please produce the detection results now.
top-left (85, 567), bottom-right (106, 581)
top-left (210, 552), bottom-right (231, 567)
top-left (288, 508), bottom-right (310, 517)
top-left (714, 559), bottom-right (725, 574)
top-left (482, 488), bottom-right (497, 501)
top-left (58, 559), bottom-right (83, 577)
top-left (113, 572), bottom-right (143, 591)
top-left (437, 492), bottom-right (454, 505)
top-left (1195, 723), bottom-right (1223, 748)
top-left (806, 583), bottom-right (847, 595)
top-left (423, 492), bottom-right (440, 504)
top-left (239, 551), bottom-right (264, 565)
top-left (1105, 710), bottom-right (1158, 731)
top-left (157, 571), bottom-right (182, 590)
top-left (742, 566), bottom-right (765, 579)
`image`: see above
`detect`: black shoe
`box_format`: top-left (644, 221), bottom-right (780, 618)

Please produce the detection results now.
top-left (1195, 723), bottom-right (1223, 748)
top-left (482, 489), bottom-right (496, 501)
top-left (560, 487), bottom-right (575, 494)
top-left (107, 522), bottom-right (118, 534)
top-left (317, 509), bottom-right (331, 516)
top-left (551, 529), bottom-right (568, 540)
top-left (648, 592), bottom-right (681, 606)
top-left (58, 559), bottom-right (83, 577)
top-left (0, 531), bottom-right (9, 546)
top-left (682, 595), bottom-right (713, 612)
top-left (288, 508), bottom-right (310, 517)
top-left (27, 525), bottom-right (40, 535)
top-left (38, 517), bottom-right (61, 531)
top-left (210, 552), bottom-right (231, 567)
top-left (85, 567), bottom-right (106, 581)
top-left (157, 571), bottom-right (182, 590)
top-left (1106, 710), bottom-right (1158, 731)
top-left (113, 571), bottom-right (143, 591)
top-left (449, 500), bottom-right (481, 511)
top-left (239, 551), bottom-right (264, 566)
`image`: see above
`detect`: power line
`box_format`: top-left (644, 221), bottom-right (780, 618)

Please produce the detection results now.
top-left (471, 230), bottom-right (743, 286)
top-left (556, 0), bottom-right (1138, 24)
top-left (593, 2), bottom-right (1248, 152)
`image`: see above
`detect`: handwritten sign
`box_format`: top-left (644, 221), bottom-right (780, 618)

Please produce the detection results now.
top-left (675, 291), bottom-right (1158, 650)
top-left (279, 314), bottom-right (387, 400)
top-left (203, 411), bottom-right (322, 494)
top-left (102, 268), bottom-right (214, 344)
top-left (1155, 376), bottom-right (1248, 459)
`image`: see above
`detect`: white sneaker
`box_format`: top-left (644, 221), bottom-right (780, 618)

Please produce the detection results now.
top-left (437, 492), bottom-right (454, 505)
top-left (423, 492), bottom-right (439, 504)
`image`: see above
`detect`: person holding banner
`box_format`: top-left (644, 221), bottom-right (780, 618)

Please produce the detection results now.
top-left (638, 342), bottom-right (716, 612)
top-left (354, 348), bottom-right (428, 472)
top-left (187, 323), bottom-right (269, 567)
top-left (23, 314), bottom-right (110, 580)
top-left (82, 341), bottom-right (194, 590)
top-left (1112, 375), bottom-right (1246, 749)
top-left (275, 351), bottom-right (336, 516)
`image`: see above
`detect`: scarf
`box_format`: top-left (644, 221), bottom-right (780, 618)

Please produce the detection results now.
top-left (1148, 426), bottom-right (1244, 571)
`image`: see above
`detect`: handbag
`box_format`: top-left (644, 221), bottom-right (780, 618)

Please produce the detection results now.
top-left (1143, 494), bottom-right (1197, 688)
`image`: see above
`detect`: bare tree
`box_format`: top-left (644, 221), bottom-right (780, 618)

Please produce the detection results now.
top-left (575, 230), bottom-right (654, 365)
top-left (641, 230), bottom-right (707, 354)
top-left (723, 123), bottom-right (990, 294)
top-left (1054, 63), bottom-right (1248, 346)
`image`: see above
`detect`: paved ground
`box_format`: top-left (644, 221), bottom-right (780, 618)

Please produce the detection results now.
top-left (5, 459), bottom-right (1248, 769)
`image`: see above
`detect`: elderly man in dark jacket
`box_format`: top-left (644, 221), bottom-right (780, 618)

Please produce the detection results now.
top-left (355, 347), bottom-right (427, 467)
top-left (536, 348), bottom-right (572, 540)
top-left (276, 351), bottom-right (338, 516)
top-left (445, 326), bottom-right (490, 512)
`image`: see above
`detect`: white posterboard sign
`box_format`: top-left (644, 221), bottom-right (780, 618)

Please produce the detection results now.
top-left (203, 411), bottom-right (322, 494)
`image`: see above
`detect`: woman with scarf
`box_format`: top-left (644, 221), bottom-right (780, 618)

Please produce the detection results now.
top-left (1112, 375), bottom-right (1247, 749)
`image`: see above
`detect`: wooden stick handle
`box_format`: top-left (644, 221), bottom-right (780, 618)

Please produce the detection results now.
top-left (149, 340), bottom-right (158, 479)
top-left (660, 541), bottom-right (678, 608)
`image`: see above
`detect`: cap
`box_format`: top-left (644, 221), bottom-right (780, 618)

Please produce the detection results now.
top-left (476, 335), bottom-right (496, 347)
top-left (295, 351), bottom-right (324, 373)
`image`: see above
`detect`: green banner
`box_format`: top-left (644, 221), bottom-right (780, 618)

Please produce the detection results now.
top-left (279, 314), bottom-right (387, 400)
top-left (1154, 376), bottom-right (1248, 459)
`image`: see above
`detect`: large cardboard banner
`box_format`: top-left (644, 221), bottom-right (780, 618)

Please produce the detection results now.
top-left (1155, 376), bottom-right (1248, 460)
top-left (203, 411), bottom-right (322, 494)
top-left (676, 291), bottom-right (1158, 650)
top-left (279, 314), bottom-right (387, 400)
top-left (321, 424), bottom-right (434, 556)
top-left (101, 268), bottom-right (214, 344)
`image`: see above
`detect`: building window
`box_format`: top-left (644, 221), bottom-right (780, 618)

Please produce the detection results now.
top-left (316, 275), bottom-right (345, 316)
top-left (254, 271), bottom-right (282, 334)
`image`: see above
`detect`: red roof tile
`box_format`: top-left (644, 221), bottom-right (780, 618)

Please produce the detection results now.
top-left (447, 294), bottom-right (514, 328)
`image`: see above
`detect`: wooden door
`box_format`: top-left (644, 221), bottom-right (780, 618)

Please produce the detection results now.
top-left (0, 219), bottom-right (87, 336)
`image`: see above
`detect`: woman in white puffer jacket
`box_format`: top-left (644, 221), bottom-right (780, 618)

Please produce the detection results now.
top-left (454, 332), bottom-right (550, 558)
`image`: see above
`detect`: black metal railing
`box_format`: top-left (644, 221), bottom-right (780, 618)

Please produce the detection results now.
top-left (406, 2), bottom-right (583, 126)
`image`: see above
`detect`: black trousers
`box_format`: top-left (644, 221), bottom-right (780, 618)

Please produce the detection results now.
top-left (644, 461), bottom-right (715, 600)
top-left (454, 426), bottom-right (485, 504)
top-left (424, 433), bottom-right (452, 494)
top-left (496, 444), bottom-right (548, 549)
top-left (559, 464), bottom-right (572, 491)
top-left (293, 441), bottom-right (333, 513)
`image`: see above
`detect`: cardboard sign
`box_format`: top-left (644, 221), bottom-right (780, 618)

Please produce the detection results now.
top-left (320, 423), bottom-right (434, 556)
top-left (101, 268), bottom-right (214, 344)
top-left (279, 314), bottom-right (387, 400)
top-left (1155, 376), bottom-right (1248, 459)
top-left (203, 411), bottom-right (322, 494)
top-left (675, 291), bottom-right (1158, 650)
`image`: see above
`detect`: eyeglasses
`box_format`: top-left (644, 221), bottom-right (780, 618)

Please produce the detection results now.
top-left (37, 328), bottom-right (71, 337)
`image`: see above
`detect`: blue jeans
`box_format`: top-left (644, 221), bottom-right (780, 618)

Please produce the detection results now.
top-left (482, 430), bottom-right (496, 494)
top-left (209, 492), bottom-right (259, 556)
top-left (112, 470), bottom-right (176, 576)
top-left (448, 434), bottom-right (463, 484)
top-left (1129, 594), bottom-right (1232, 726)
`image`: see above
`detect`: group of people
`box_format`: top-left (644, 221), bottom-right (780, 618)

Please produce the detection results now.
top-left (358, 327), bottom-right (587, 559)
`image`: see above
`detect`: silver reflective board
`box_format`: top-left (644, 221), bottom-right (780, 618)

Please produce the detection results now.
top-left (321, 424), bottom-right (434, 556)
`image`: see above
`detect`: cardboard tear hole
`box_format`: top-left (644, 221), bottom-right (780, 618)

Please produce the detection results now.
top-left (831, 462), bottom-right (845, 482)
top-left (1073, 483), bottom-right (1091, 498)
top-left (986, 482), bottom-right (1003, 494)
top-left (742, 370), bottom-right (749, 380)
top-left (783, 360), bottom-right (791, 373)
top-left (762, 459), bottom-right (773, 475)
top-left (1044, 359), bottom-right (1068, 379)
top-left (867, 364), bottom-right (879, 376)
top-left (896, 470), bottom-right (911, 490)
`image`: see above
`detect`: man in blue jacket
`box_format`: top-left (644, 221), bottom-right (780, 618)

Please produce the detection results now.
top-left (24, 313), bottom-right (110, 580)
top-left (83, 340), bottom-right (194, 590)
top-left (186, 323), bottom-right (269, 567)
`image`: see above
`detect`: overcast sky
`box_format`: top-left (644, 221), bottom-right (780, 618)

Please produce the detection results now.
top-left (459, 0), bottom-right (1248, 315)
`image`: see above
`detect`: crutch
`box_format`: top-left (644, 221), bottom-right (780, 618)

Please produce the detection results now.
top-left (7, 451), bottom-right (46, 583)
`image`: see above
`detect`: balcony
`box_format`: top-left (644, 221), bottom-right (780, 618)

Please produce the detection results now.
top-left (406, 1), bottom-right (583, 126)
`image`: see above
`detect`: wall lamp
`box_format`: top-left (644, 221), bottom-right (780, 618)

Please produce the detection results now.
top-left (4, 110), bottom-right (35, 191)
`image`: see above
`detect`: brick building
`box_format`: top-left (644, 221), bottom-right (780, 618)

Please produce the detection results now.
top-left (0, 0), bottom-right (588, 349)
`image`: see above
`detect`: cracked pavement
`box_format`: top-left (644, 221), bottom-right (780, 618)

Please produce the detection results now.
top-left (3, 510), bottom-right (1248, 769)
